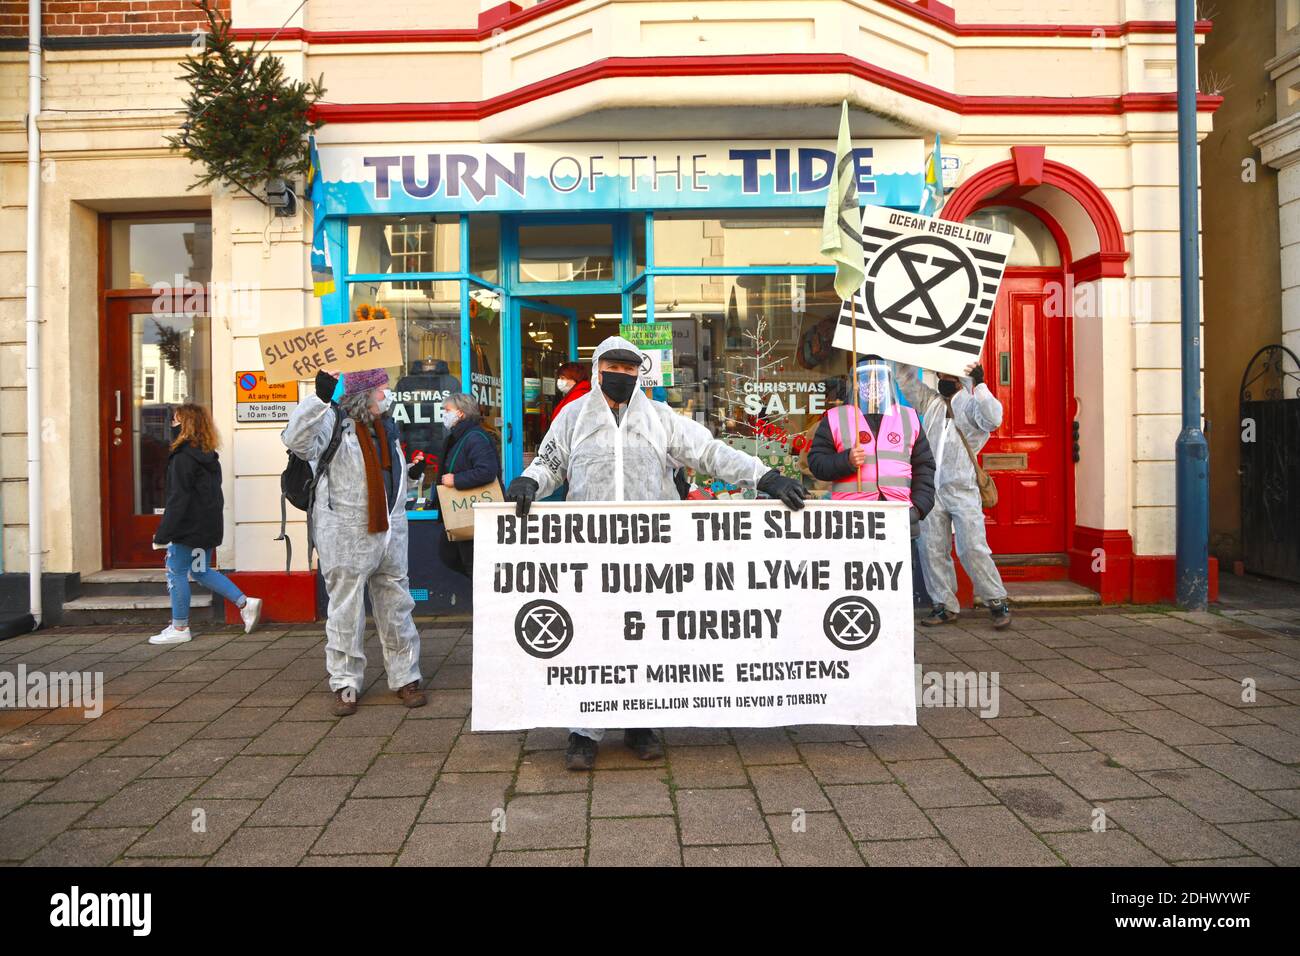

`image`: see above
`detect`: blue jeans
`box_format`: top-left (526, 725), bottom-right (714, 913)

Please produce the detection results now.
top-left (165, 544), bottom-right (245, 627)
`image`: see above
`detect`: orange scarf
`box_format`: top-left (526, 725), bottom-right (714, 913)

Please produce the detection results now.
top-left (354, 419), bottom-right (392, 534)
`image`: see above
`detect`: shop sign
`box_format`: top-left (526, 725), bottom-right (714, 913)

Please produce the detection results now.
top-left (619, 322), bottom-right (674, 387)
top-left (523, 377), bottom-right (542, 413)
top-left (472, 371), bottom-right (503, 410)
top-left (318, 140), bottom-right (925, 215)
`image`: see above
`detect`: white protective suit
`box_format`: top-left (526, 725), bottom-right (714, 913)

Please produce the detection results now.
top-left (282, 395), bottom-right (422, 694)
top-left (896, 364), bottom-right (1008, 614)
top-left (523, 335), bottom-right (770, 741)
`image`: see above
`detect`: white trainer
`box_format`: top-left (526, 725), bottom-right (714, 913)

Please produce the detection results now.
top-left (240, 597), bottom-right (263, 634)
top-left (148, 625), bottom-right (193, 645)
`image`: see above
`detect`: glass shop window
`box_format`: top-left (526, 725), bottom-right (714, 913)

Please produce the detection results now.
top-left (347, 279), bottom-right (463, 511)
top-left (468, 214), bottom-right (500, 284)
top-left (519, 306), bottom-right (570, 467)
top-left (518, 221), bottom-right (614, 283)
top-left (963, 205), bottom-right (1060, 267)
top-left (650, 272), bottom-right (845, 500)
top-left (348, 215), bottom-right (461, 291)
top-left (652, 210), bottom-right (823, 269)
top-left (467, 284), bottom-right (505, 451)
top-left (108, 217), bottom-right (212, 289)
top-left (632, 213), bottom-right (647, 276)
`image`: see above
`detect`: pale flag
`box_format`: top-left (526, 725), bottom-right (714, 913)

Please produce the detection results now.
top-left (820, 100), bottom-right (865, 301)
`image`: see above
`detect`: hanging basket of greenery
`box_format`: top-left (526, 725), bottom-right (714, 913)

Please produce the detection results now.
top-left (168, 0), bottom-right (325, 208)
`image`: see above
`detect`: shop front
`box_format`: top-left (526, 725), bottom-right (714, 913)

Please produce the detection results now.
top-left (0, 0), bottom-right (1221, 626)
top-left (315, 139), bottom-right (928, 609)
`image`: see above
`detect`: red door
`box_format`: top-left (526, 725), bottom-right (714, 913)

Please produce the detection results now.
top-left (979, 271), bottom-right (1069, 555)
top-left (102, 292), bottom-right (211, 567)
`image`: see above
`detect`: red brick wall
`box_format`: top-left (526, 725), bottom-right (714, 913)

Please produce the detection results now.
top-left (0, 0), bottom-right (230, 39)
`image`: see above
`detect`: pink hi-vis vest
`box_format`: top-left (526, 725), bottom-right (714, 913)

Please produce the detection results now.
top-left (826, 404), bottom-right (919, 502)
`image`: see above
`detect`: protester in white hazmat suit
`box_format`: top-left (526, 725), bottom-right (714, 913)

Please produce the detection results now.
top-left (506, 335), bottom-right (809, 771)
top-left (283, 368), bottom-right (428, 716)
top-left (896, 362), bottom-right (1011, 629)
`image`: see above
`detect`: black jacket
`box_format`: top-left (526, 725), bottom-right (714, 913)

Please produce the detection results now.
top-left (436, 420), bottom-right (500, 491)
top-left (806, 409), bottom-right (936, 518)
top-left (153, 442), bottom-right (225, 549)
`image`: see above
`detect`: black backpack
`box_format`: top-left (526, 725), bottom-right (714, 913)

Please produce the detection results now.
top-left (276, 407), bottom-right (345, 571)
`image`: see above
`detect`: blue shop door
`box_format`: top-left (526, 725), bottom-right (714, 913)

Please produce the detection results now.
top-left (505, 296), bottom-right (577, 483)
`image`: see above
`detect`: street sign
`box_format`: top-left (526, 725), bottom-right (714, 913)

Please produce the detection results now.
top-left (236, 371), bottom-right (300, 422)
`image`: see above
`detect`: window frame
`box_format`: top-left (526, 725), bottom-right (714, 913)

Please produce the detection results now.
top-left (330, 208), bottom-right (838, 489)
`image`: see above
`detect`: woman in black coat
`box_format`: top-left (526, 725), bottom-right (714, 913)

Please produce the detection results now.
top-left (149, 404), bottom-right (262, 645)
top-left (436, 393), bottom-right (501, 578)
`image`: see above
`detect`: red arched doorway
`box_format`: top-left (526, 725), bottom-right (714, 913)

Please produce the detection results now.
top-left (941, 153), bottom-right (1132, 594)
top-left (966, 201), bottom-right (1073, 557)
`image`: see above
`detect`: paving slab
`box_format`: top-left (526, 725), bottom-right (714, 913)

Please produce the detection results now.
top-left (928, 805), bottom-right (1062, 866)
top-left (1, 607), bottom-right (1294, 866)
top-left (589, 817), bottom-right (682, 866)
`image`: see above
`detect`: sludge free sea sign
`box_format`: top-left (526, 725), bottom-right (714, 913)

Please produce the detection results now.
top-left (472, 500), bottom-right (916, 730)
top-left (259, 319), bottom-right (403, 385)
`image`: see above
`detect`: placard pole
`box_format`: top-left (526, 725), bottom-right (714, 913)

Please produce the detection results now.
top-left (850, 293), bottom-right (861, 492)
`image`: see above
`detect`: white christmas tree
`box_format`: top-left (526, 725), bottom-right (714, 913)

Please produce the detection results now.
top-left (713, 314), bottom-right (790, 440)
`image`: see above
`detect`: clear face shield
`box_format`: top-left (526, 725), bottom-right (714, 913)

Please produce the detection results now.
top-left (855, 361), bottom-right (896, 416)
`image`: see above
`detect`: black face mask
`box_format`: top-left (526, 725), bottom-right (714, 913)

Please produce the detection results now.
top-left (938, 379), bottom-right (960, 399)
top-left (600, 371), bottom-right (638, 405)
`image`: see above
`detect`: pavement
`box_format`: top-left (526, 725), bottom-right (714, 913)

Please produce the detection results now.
top-left (1, 595), bottom-right (1298, 867)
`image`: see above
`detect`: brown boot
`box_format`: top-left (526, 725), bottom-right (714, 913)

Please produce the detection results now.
top-left (332, 688), bottom-right (358, 717)
top-left (396, 680), bottom-right (427, 709)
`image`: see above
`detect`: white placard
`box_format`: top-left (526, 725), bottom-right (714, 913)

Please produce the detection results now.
top-left (833, 206), bottom-right (1014, 376)
top-left (472, 500), bottom-right (916, 731)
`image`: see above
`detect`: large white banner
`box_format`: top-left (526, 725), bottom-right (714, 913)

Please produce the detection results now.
top-left (471, 500), bottom-right (916, 731)
top-left (833, 206), bottom-right (1014, 376)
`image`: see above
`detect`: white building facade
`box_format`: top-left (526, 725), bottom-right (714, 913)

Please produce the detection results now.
top-left (0, 0), bottom-right (1220, 620)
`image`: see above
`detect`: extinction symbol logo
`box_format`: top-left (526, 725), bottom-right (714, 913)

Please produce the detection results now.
top-left (639, 352), bottom-right (653, 376)
top-left (835, 213), bottom-right (1012, 367)
top-left (515, 599), bottom-right (574, 659)
top-left (823, 597), bottom-right (882, 651)
top-left (866, 235), bottom-right (980, 345)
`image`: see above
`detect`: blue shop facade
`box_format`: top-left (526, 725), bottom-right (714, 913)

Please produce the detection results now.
top-left (312, 138), bottom-right (927, 609)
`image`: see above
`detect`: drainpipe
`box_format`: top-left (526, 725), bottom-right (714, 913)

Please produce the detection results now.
top-left (25, 0), bottom-right (43, 626)
top-left (1174, 0), bottom-right (1209, 610)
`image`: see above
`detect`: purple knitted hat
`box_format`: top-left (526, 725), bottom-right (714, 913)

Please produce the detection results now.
top-left (342, 368), bottom-right (389, 397)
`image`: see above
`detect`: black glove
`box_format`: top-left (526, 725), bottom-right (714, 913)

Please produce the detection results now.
top-left (968, 364), bottom-right (985, 387)
top-left (505, 476), bottom-right (539, 517)
top-left (408, 460), bottom-right (426, 482)
top-left (909, 505), bottom-right (921, 540)
top-left (315, 370), bottom-right (339, 404)
top-left (757, 469), bottom-right (808, 510)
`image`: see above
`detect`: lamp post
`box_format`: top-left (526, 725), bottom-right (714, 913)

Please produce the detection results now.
top-left (1174, 0), bottom-right (1209, 610)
